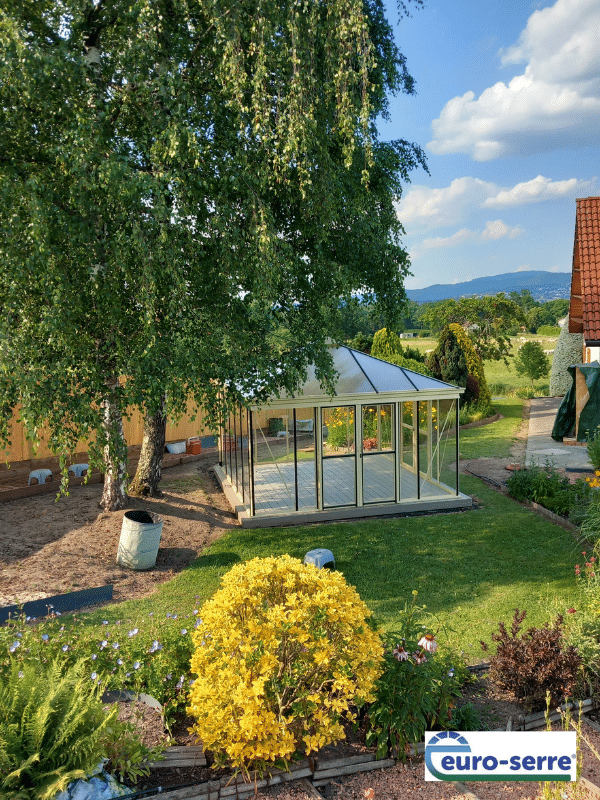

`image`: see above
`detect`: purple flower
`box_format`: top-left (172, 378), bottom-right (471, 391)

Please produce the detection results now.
top-left (91, 672), bottom-right (98, 681)
top-left (9, 641), bottom-right (20, 653)
top-left (112, 642), bottom-right (120, 650)
top-left (180, 629), bottom-right (187, 636)
top-left (102, 621), bottom-right (109, 626)
top-left (117, 658), bottom-right (123, 665)
top-left (100, 640), bottom-right (108, 649)
top-left (176, 675), bottom-right (185, 689)
top-left (91, 653), bottom-right (97, 660)
top-left (62, 645), bottom-right (69, 652)
top-left (128, 629), bottom-right (138, 637)
top-left (149, 640), bottom-right (162, 653)
top-left (41, 634), bottom-right (49, 642)
top-left (133, 661), bottom-right (140, 670)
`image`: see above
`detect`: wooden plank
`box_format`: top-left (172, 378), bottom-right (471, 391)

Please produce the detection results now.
top-left (152, 781), bottom-right (220, 800)
top-left (148, 745), bottom-right (207, 769)
top-left (315, 753), bottom-right (376, 771)
top-left (219, 766), bottom-right (314, 796)
top-left (295, 777), bottom-right (324, 798)
top-left (313, 758), bottom-right (395, 782)
top-left (521, 698), bottom-right (593, 730)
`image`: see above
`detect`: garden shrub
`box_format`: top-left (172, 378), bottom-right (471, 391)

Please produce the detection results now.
top-left (458, 399), bottom-right (494, 426)
top-left (481, 609), bottom-right (581, 711)
top-left (537, 325), bottom-right (561, 337)
top-left (371, 328), bottom-right (403, 361)
top-left (100, 717), bottom-right (166, 785)
top-left (187, 555), bottom-right (383, 776)
top-left (565, 551), bottom-right (600, 696)
top-left (549, 317), bottom-right (583, 397)
top-left (371, 329), bottom-right (433, 376)
top-left (358, 593), bottom-right (468, 759)
top-left (427, 324), bottom-right (490, 406)
top-left (506, 463), bottom-right (590, 519)
top-left (580, 493), bottom-right (600, 546)
top-left (0, 658), bottom-right (116, 800)
top-left (587, 426), bottom-right (600, 471)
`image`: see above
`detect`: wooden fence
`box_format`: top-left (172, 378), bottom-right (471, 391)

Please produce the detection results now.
top-left (2, 401), bottom-right (211, 465)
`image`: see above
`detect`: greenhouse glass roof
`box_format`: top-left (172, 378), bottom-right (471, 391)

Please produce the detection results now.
top-left (275, 345), bottom-right (461, 403)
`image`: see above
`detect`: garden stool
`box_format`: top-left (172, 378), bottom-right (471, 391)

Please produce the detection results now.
top-left (303, 548), bottom-right (335, 570)
top-left (68, 463), bottom-right (89, 478)
top-left (28, 469), bottom-right (52, 486)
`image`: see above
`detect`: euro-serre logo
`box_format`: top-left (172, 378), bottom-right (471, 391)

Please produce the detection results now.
top-left (425, 730), bottom-right (577, 782)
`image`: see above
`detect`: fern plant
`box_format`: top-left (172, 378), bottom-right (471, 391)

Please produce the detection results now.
top-left (0, 658), bottom-right (116, 800)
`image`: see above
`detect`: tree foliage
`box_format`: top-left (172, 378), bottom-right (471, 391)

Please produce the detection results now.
top-left (420, 295), bottom-right (525, 364)
top-left (514, 342), bottom-right (551, 387)
top-left (0, 0), bottom-right (426, 508)
top-left (427, 324), bottom-right (490, 406)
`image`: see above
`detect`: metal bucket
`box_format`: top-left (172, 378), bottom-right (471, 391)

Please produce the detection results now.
top-left (116, 510), bottom-right (164, 570)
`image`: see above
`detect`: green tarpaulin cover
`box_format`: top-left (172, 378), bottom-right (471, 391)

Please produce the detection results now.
top-left (552, 361), bottom-right (600, 442)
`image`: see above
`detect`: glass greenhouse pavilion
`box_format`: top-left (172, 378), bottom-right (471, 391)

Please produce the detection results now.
top-left (215, 346), bottom-right (472, 527)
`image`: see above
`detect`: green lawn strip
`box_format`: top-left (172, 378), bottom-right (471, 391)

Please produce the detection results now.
top-left (458, 397), bottom-right (524, 460)
top-left (77, 474), bottom-right (580, 667)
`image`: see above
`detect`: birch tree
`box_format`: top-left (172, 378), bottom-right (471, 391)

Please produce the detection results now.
top-left (0, 0), bottom-right (425, 508)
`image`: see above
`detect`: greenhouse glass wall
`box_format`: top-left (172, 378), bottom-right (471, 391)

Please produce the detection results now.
top-left (214, 347), bottom-right (472, 527)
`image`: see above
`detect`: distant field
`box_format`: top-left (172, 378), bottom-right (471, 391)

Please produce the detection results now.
top-left (407, 333), bottom-right (557, 396)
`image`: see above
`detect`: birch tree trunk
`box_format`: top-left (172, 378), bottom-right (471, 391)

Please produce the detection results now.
top-left (100, 380), bottom-right (129, 511)
top-left (129, 399), bottom-right (167, 497)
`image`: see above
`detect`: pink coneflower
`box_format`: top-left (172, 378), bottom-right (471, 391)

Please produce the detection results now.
top-left (418, 633), bottom-right (438, 653)
top-left (393, 644), bottom-right (409, 662)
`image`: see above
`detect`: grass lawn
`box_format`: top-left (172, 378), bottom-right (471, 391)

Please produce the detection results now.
top-left (458, 397), bottom-right (525, 459)
top-left (79, 467), bottom-right (581, 667)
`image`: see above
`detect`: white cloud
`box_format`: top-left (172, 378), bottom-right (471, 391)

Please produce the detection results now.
top-left (420, 228), bottom-right (476, 250)
top-left (428, 0), bottom-right (600, 160)
top-left (411, 220), bottom-right (522, 260)
top-left (398, 174), bottom-right (591, 232)
top-left (483, 175), bottom-right (595, 207)
top-left (480, 220), bottom-right (523, 240)
top-left (396, 177), bottom-right (497, 231)
top-left (516, 265), bottom-right (531, 272)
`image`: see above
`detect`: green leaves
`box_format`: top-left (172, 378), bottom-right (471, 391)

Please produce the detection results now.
top-left (0, 0), bottom-right (424, 506)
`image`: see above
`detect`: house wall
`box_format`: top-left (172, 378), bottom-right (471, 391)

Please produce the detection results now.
top-left (585, 346), bottom-right (600, 363)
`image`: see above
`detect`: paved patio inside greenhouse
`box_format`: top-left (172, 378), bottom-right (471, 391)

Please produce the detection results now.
top-left (215, 457), bottom-right (471, 527)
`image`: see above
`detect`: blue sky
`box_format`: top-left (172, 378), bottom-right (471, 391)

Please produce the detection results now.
top-left (380, 0), bottom-right (599, 290)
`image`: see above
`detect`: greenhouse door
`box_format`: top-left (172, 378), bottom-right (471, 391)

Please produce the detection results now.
top-left (320, 406), bottom-right (357, 508)
top-left (361, 404), bottom-right (396, 504)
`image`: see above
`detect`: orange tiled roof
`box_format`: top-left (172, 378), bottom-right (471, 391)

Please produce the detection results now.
top-left (569, 197), bottom-right (600, 342)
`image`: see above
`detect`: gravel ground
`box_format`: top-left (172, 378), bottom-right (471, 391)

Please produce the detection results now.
top-left (253, 719), bottom-right (600, 800)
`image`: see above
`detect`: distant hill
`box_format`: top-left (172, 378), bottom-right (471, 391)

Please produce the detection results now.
top-left (406, 271), bottom-right (570, 304)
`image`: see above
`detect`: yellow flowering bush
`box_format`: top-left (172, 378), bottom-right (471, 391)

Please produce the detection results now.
top-left (187, 555), bottom-right (383, 776)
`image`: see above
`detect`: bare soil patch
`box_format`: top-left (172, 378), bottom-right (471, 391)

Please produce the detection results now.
top-left (0, 449), bottom-right (235, 608)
